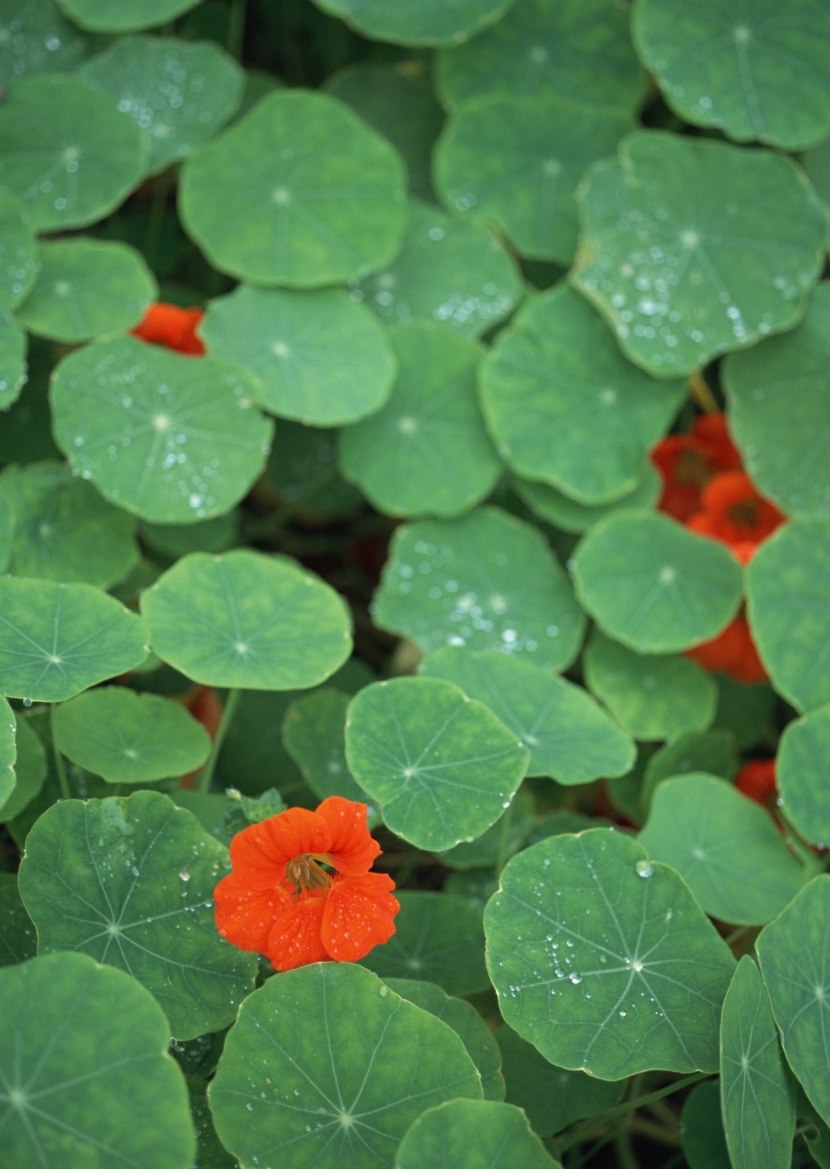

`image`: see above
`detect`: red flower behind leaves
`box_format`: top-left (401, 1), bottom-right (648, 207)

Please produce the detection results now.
top-left (686, 471), bottom-right (785, 565)
top-left (651, 413), bottom-right (742, 522)
top-left (132, 302), bottom-right (205, 355)
top-left (735, 758), bottom-right (778, 806)
top-left (214, 796), bottom-right (399, 972)
top-left (685, 609), bottom-right (769, 684)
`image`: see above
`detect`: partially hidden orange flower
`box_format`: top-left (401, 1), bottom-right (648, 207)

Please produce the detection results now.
top-left (132, 302), bottom-right (205, 355)
top-left (686, 471), bottom-right (785, 565)
top-left (214, 796), bottom-right (399, 972)
top-left (685, 609), bottom-right (768, 684)
top-left (651, 413), bottom-right (742, 522)
top-left (735, 758), bottom-right (778, 806)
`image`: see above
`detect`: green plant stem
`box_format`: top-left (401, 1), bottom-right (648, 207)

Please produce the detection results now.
top-left (688, 371), bottom-right (719, 413)
top-left (614, 1121), bottom-right (639, 1169)
top-left (228, 0), bottom-right (248, 60)
top-left (630, 1115), bottom-right (682, 1146)
top-left (50, 706), bottom-right (71, 801)
top-left (196, 687), bottom-right (240, 794)
top-left (556, 1072), bottom-right (706, 1154)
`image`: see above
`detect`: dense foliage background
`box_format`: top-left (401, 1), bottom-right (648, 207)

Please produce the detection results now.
top-left (1, 1), bottom-right (830, 1167)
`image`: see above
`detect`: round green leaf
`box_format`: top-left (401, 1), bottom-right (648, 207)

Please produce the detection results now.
top-left (354, 199), bottom-right (521, 338)
top-left (0, 0), bottom-right (98, 83)
top-left (345, 676), bottom-right (529, 851)
top-left (724, 282), bottom-right (830, 518)
top-left (638, 773), bottom-right (804, 924)
top-left (420, 648), bottom-right (633, 784)
top-left (309, 0), bottom-right (513, 47)
top-left (179, 90), bottom-right (407, 287)
top-left (572, 132), bottom-right (826, 376)
top-left (18, 791), bottom-right (257, 1040)
top-left (435, 0), bottom-right (646, 112)
top-left (757, 876), bottom-right (830, 1127)
top-left (54, 687), bottom-right (211, 783)
top-left (479, 285), bottom-right (685, 502)
top-left (633, 0), bottom-right (830, 150)
top-left (584, 632), bottom-right (717, 741)
top-left (339, 324), bottom-right (501, 518)
top-left (386, 978), bottom-right (504, 1102)
top-left (142, 549), bottom-right (352, 689)
top-left (778, 706), bottom-right (830, 847)
top-left (14, 239), bottom-right (156, 343)
top-left (496, 1024), bottom-right (624, 1138)
top-left (720, 956), bottom-right (795, 1169)
top-left (643, 731), bottom-right (738, 797)
top-left (434, 791), bottom-right (534, 871)
top-left (209, 962), bottom-right (482, 1169)
top-left (0, 712), bottom-right (47, 822)
top-left (485, 828), bottom-right (737, 1078)
top-left (55, 0), bottom-right (201, 32)
top-left (373, 506), bottom-right (586, 668)
top-left (360, 890), bottom-right (490, 996)
top-left (434, 94), bottom-right (632, 264)
top-left (514, 464), bottom-right (661, 535)
top-left (200, 284), bottom-right (395, 425)
top-left (0, 461), bottom-right (139, 588)
top-left (0, 74), bottom-right (146, 231)
top-left (325, 65), bottom-right (444, 202)
top-left (572, 511), bottom-right (743, 653)
top-left (0, 188), bottom-right (37, 313)
top-left (0, 577), bottom-right (148, 702)
top-left (396, 1099), bottom-right (559, 1169)
top-left (80, 35), bottom-right (244, 176)
top-left (0, 951), bottom-right (195, 1169)
top-left (50, 336), bottom-right (272, 524)
top-left (745, 519), bottom-right (830, 713)
top-left (282, 688), bottom-right (378, 814)
top-left (0, 311), bottom-right (27, 410)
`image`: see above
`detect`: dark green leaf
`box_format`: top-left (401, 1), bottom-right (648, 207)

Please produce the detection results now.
top-left (396, 1100), bottom-right (560, 1169)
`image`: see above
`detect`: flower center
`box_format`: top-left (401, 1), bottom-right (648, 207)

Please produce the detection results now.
top-left (285, 853), bottom-right (334, 893)
top-left (727, 498), bottom-right (759, 529)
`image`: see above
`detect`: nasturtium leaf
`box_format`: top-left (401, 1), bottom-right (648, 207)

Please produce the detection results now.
top-left (435, 791), bottom-right (534, 870)
top-left (50, 336), bottom-right (272, 524)
top-left (777, 707), bottom-right (830, 847)
top-left (572, 132), bottom-right (826, 376)
top-left (757, 877), bottom-right (830, 1126)
top-left (0, 881), bottom-right (36, 966)
top-left (361, 891), bottom-right (490, 996)
top-left (139, 510), bottom-right (238, 559)
top-left (0, 695), bottom-right (15, 811)
top-left (0, 189), bottom-right (37, 313)
top-left (373, 507), bottom-right (586, 668)
top-left (485, 829), bottom-right (737, 1078)
top-left (713, 676), bottom-right (775, 752)
top-left (420, 648), bottom-right (633, 784)
top-left (584, 632), bottom-right (717, 740)
top-left (55, 0), bottom-right (201, 32)
top-left (444, 869), bottom-right (498, 914)
top-left (355, 200), bottom-right (521, 338)
top-left (633, 0), bottom-right (830, 150)
top-left (282, 688), bottom-right (377, 814)
top-left (434, 94), bottom-right (632, 264)
top-left (0, 74), bottom-right (146, 231)
top-left (638, 773), bottom-right (804, 924)
top-left (54, 687), bottom-right (211, 783)
top-left (0, 713), bottom-right (47, 822)
top-left (309, 0), bottom-right (513, 47)
top-left (345, 676), bottom-right (529, 851)
top-left (0, 311), bottom-right (27, 410)
top-left (209, 963), bottom-right (482, 1169)
top-left (0, 952), bottom-right (196, 1169)
top-left (142, 549), bottom-right (352, 689)
top-left (396, 1100), bottom-right (560, 1169)
top-left (339, 324), bottom-right (501, 518)
top-left (745, 520), bottom-right (830, 712)
top-left (14, 239), bottom-right (156, 343)
top-left (267, 419), bottom-right (363, 516)
top-left (0, 0), bottom-right (98, 83)
top-left (0, 578), bottom-right (147, 701)
top-left (0, 461), bottom-right (139, 588)
top-left (642, 732), bottom-right (738, 813)
top-left (572, 511), bottom-right (743, 653)
top-left (385, 978), bottom-right (504, 1101)
top-left (496, 1024), bottom-right (624, 1138)
top-left (179, 90), bottom-right (407, 287)
top-left (18, 791), bottom-right (257, 1040)
top-left (720, 956), bottom-right (795, 1169)
top-left (216, 690), bottom-right (306, 799)
top-left (80, 35), bottom-right (244, 175)
top-left (479, 285), bottom-right (685, 502)
top-left (325, 65), bottom-right (444, 202)
top-left (724, 283), bottom-right (830, 518)
top-left (681, 1080), bottom-right (731, 1169)
top-left (200, 284), bottom-right (395, 426)
top-left (435, 0), bottom-right (646, 113)
top-left (513, 463), bottom-right (661, 534)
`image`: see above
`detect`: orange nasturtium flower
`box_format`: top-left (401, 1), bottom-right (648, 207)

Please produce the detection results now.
top-left (214, 796), bottom-right (399, 972)
top-left (131, 302), bottom-right (206, 355)
top-left (735, 758), bottom-right (778, 807)
top-left (686, 471), bottom-right (785, 565)
top-left (651, 412), bottom-right (742, 522)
